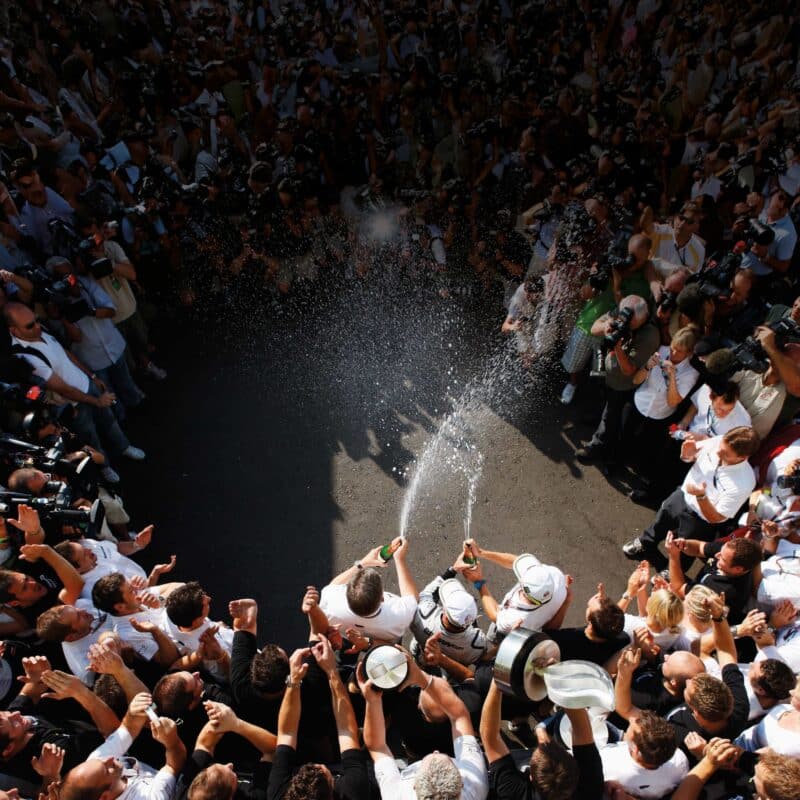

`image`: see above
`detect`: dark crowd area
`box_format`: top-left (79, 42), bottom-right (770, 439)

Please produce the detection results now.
top-left (1, 1), bottom-right (800, 800)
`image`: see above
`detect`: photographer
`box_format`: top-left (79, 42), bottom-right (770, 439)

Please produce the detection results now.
top-left (560, 234), bottom-right (657, 405)
top-left (576, 295), bottom-right (660, 467)
top-left (739, 189), bottom-right (797, 276)
top-left (642, 202), bottom-right (706, 279)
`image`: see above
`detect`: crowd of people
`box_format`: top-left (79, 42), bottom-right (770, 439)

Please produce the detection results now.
top-left (1, 0), bottom-right (800, 799)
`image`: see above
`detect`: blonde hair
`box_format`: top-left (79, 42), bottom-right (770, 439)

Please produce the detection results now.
top-left (684, 585), bottom-right (719, 623)
top-left (646, 589), bottom-right (684, 633)
top-left (672, 325), bottom-right (699, 352)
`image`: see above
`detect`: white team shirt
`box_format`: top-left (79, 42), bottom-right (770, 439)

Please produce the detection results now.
top-left (374, 735), bottom-right (488, 800)
top-left (62, 598), bottom-right (114, 684)
top-left (320, 584), bottom-right (417, 641)
top-left (599, 742), bottom-right (689, 799)
top-left (79, 539), bottom-right (148, 601)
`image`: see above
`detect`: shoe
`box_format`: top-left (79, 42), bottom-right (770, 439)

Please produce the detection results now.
top-left (622, 537), bottom-right (649, 558)
top-left (560, 383), bottom-right (576, 404)
top-left (145, 362), bottom-right (167, 380)
top-left (101, 466), bottom-right (121, 483)
top-left (576, 445), bottom-right (601, 463)
top-left (122, 446), bottom-right (146, 461)
top-left (629, 488), bottom-right (653, 504)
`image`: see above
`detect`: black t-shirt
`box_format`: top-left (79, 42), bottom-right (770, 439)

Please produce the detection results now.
top-left (693, 542), bottom-right (753, 625)
top-left (629, 666), bottom-right (684, 718)
top-left (667, 663), bottom-right (750, 765)
top-left (266, 744), bottom-right (369, 800)
top-left (488, 743), bottom-right (604, 800)
top-left (547, 628), bottom-right (630, 665)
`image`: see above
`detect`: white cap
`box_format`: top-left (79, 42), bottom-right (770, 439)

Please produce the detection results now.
top-left (513, 554), bottom-right (555, 607)
top-left (439, 579), bottom-right (478, 628)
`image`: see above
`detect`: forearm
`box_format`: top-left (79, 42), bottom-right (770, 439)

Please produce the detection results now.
top-left (477, 583), bottom-right (499, 621)
top-left (614, 673), bottom-right (636, 720)
top-left (363, 698), bottom-right (390, 759)
top-left (76, 688), bottom-right (120, 737)
top-left (164, 739), bottom-right (187, 774)
top-left (42, 549), bottom-right (84, 602)
top-left (711, 618), bottom-right (736, 666)
top-left (478, 549), bottom-right (516, 568)
top-left (437, 653), bottom-right (474, 683)
top-left (150, 629), bottom-right (181, 667)
top-left (306, 604), bottom-right (330, 638)
top-left (328, 672), bottom-right (359, 750)
top-left (668, 553), bottom-right (687, 596)
top-left (330, 564), bottom-right (359, 585)
top-left (110, 665), bottom-right (149, 702)
top-left (232, 718), bottom-right (277, 755)
top-left (194, 722), bottom-right (223, 755)
top-left (767, 347), bottom-right (800, 396)
top-left (695, 494), bottom-right (725, 523)
top-left (666, 379), bottom-right (683, 407)
top-left (277, 685), bottom-right (301, 743)
top-left (479, 682), bottom-right (508, 760)
top-left (614, 346), bottom-right (637, 376)
top-left (394, 557), bottom-right (418, 598)
top-left (671, 758), bottom-right (717, 800)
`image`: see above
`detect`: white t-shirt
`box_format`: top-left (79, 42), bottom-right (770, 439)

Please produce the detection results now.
top-left (650, 222), bottom-right (705, 277)
top-left (599, 742), bottom-right (689, 799)
top-left (79, 539), bottom-right (147, 601)
top-left (681, 436), bottom-right (756, 522)
top-left (373, 735), bottom-right (488, 800)
top-left (113, 608), bottom-right (167, 662)
top-left (738, 663), bottom-right (771, 722)
top-left (320, 584), bottom-right (417, 641)
top-left (756, 553), bottom-right (800, 612)
top-left (688, 385), bottom-right (752, 439)
top-left (62, 598), bottom-right (114, 684)
top-left (161, 614), bottom-right (234, 656)
top-left (11, 330), bottom-right (91, 397)
top-left (735, 704), bottom-right (800, 756)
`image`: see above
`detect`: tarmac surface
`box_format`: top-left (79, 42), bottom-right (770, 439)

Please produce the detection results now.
top-left (121, 285), bottom-right (656, 648)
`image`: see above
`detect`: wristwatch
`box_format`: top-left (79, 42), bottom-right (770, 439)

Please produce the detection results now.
top-left (285, 675), bottom-right (302, 689)
top-left (712, 609), bottom-right (728, 623)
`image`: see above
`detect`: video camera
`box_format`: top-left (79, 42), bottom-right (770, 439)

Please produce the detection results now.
top-left (777, 463), bottom-right (800, 494)
top-left (589, 247), bottom-right (636, 292)
top-left (742, 219), bottom-right (775, 248)
top-left (605, 306), bottom-right (634, 347)
top-left (731, 317), bottom-right (800, 374)
top-left (686, 245), bottom-right (745, 300)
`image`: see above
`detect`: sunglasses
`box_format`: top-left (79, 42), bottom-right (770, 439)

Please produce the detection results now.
top-left (678, 214), bottom-right (697, 224)
top-left (22, 320), bottom-right (38, 330)
top-left (17, 181), bottom-right (36, 190)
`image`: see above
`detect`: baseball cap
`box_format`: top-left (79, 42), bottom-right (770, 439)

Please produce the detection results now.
top-left (513, 554), bottom-right (555, 607)
top-left (439, 579), bottom-right (478, 628)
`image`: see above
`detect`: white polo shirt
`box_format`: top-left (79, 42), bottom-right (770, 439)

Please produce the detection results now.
top-left (11, 330), bottom-right (91, 396)
top-left (634, 347), bottom-right (699, 420)
top-left (650, 222), bottom-right (705, 278)
top-left (688, 385), bottom-right (752, 439)
top-left (79, 539), bottom-right (147, 601)
top-left (320, 584), bottom-right (417, 641)
top-left (682, 436), bottom-right (756, 522)
top-left (374, 735), bottom-right (488, 800)
top-left (600, 742), bottom-right (689, 799)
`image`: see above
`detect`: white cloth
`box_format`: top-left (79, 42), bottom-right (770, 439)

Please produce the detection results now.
top-left (756, 553), bottom-right (800, 612)
top-left (494, 565), bottom-right (568, 637)
top-left (634, 348), bottom-right (699, 420)
top-left (112, 608), bottom-right (166, 662)
top-left (758, 626), bottom-right (800, 673)
top-left (62, 598), bottom-right (114, 683)
top-left (160, 614), bottom-right (234, 656)
top-left (79, 539), bottom-right (148, 601)
top-left (11, 330), bottom-right (91, 396)
top-left (599, 742), bottom-right (689, 799)
top-left (320, 584), bottom-right (417, 640)
top-left (735, 704), bottom-right (800, 756)
top-left (681, 436), bottom-right (756, 522)
top-left (688, 385), bottom-right (752, 439)
top-left (650, 223), bottom-right (705, 277)
top-left (373, 735), bottom-right (488, 800)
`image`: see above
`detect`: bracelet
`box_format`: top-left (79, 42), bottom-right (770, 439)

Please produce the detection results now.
top-left (473, 579), bottom-right (486, 590)
top-left (696, 494), bottom-right (706, 500)
top-left (712, 612), bottom-right (727, 623)
top-left (354, 561), bottom-right (363, 570)
top-left (730, 625), bottom-right (739, 639)
top-left (621, 592), bottom-right (631, 601)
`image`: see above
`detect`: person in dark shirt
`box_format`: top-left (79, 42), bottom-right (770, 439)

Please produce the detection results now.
top-left (613, 646), bottom-right (706, 727)
top-left (665, 593), bottom-right (749, 767)
top-left (665, 534), bottom-right (761, 624)
top-left (267, 638), bottom-right (368, 800)
top-left (481, 680), bottom-right (603, 800)
top-left (547, 583), bottom-right (629, 670)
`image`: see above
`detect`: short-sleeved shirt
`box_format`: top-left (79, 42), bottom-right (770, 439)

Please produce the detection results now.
top-left (320, 584), bottom-right (417, 641)
top-left (62, 598), bottom-right (114, 682)
top-left (691, 541), bottom-right (753, 624)
top-left (373, 735), bottom-right (488, 800)
top-left (599, 742), bottom-right (688, 799)
top-left (547, 627), bottom-right (630, 666)
top-left (576, 272), bottom-right (654, 335)
top-left (634, 348), bottom-right (699, 420)
top-left (688, 385), bottom-right (752, 439)
top-left (650, 223), bottom-right (705, 277)
top-left (681, 436), bottom-right (756, 522)
top-left (493, 573), bottom-right (568, 639)
top-left (98, 240), bottom-right (137, 323)
top-left (78, 538), bottom-right (147, 601)
top-left (70, 277), bottom-right (128, 371)
top-left (112, 608), bottom-right (166, 661)
top-left (604, 322), bottom-right (661, 392)
top-left (11, 330), bottom-right (91, 397)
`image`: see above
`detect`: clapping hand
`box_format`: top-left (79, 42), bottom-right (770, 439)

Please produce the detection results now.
top-left (301, 586), bottom-right (319, 614)
top-left (229, 598), bottom-right (258, 631)
top-left (31, 742), bottom-right (64, 782)
top-left (204, 700), bottom-right (239, 733)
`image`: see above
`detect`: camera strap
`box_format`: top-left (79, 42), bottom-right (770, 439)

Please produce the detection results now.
top-left (11, 344), bottom-right (53, 370)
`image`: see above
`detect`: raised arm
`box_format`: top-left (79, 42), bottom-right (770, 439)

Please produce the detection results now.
top-left (356, 664), bottom-right (393, 762)
top-left (613, 646), bottom-right (642, 721)
top-left (19, 544), bottom-right (84, 604)
top-left (40, 669), bottom-right (120, 738)
top-left (479, 680), bottom-right (510, 764)
top-left (392, 537), bottom-right (418, 599)
top-left (276, 648), bottom-right (310, 749)
top-left (312, 635), bottom-right (360, 752)
top-left (204, 700), bottom-right (277, 755)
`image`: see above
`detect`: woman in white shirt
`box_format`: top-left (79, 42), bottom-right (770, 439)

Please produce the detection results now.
top-left (679, 381), bottom-right (752, 440)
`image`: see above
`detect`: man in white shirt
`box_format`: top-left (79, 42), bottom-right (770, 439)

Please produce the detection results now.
top-left (58, 693), bottom-right (186, 800)
top-left (624, 427), bottom-right (760, 571)
top-left (361, 653), bottom-right (488, 800)
top-left (4, 302), bottom-right (144, 479)
top-left (642, 203), bottom-right (706, 279)
top-left (54, 538), bottom-right (147, 601)
top-left (319, 537), bottom-right (418, 643)
top-left (600, 710), bottom-right (689, 799)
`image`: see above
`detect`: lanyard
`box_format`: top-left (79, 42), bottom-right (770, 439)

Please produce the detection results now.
top-left (672, 233), bottom-right (688, 266)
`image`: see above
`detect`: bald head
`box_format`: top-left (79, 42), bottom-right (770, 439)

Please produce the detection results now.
top-left (663, 651), bottom-right (705, 689)
top-left (629, 233), bottom-right (652, 262)
top-left (619, 294), bottom-right (650, 328)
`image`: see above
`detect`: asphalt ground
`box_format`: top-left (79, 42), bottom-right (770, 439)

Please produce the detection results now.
top-left (118, 283), bottom-right (656, 648)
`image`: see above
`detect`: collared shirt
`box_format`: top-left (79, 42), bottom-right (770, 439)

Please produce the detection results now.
top-left (12, 188), bottom-right (74, 253)
top-left (650, 223), bottom-right (705, 278)
top-left (634, 347), bottom-right (699, 420)
top-left (62, 598), bottom-right (114, 684)
top-left (11, 329), bottom-right (91, 397)
top-left (70, 276), bottom-right (127, 370)
top-left (681, 436), bottom-right (756, 522)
